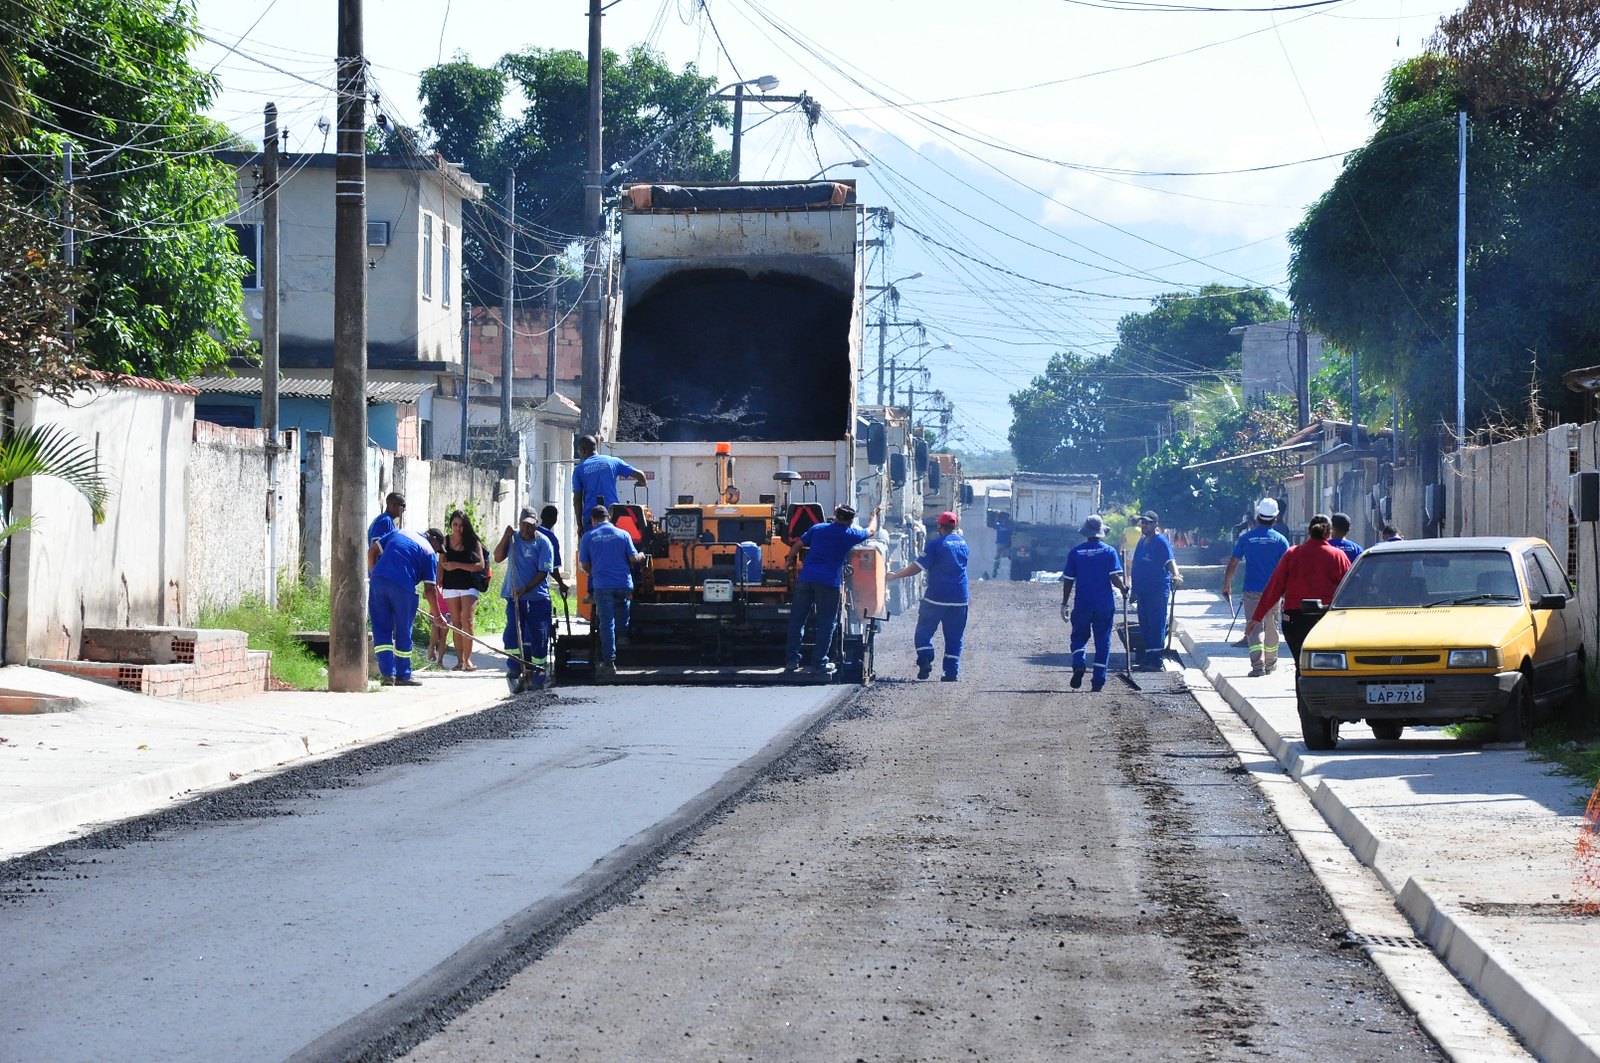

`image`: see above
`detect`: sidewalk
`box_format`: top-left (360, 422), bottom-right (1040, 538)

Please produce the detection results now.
top-left (0, 654), bottom-right (513, 862)
top-left (1173, 589), bottom-right (1600, 1063)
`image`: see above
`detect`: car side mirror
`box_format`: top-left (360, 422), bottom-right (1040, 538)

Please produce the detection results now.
top-left (1534, 593), bottom-right (1567, 611)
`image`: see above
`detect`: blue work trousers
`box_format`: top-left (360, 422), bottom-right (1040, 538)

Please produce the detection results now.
top-left (915, 601), bottom-right (969, 679)
top-left (787, 580), bottom-right (841, 668)
top-left (1134, 580), bottom-right (1171, 667)
top-left (504, 596), bottom-right (552, 677)
top-left (593, 587), bottom-right (631, 663)
top-left (369, 577), bottom-right (419, 680)
top-left (1070, 606), bottom-right (1116, 688)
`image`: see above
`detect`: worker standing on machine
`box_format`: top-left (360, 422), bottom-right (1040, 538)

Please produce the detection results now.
top-left (572, 435), bottom-right (647, 530)
top-left (786, 503), bottom-right (881, 676)
top-left (580, 505), bottom-right (642, 680)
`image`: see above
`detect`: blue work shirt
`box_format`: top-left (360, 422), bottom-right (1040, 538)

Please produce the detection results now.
top-left (918, 531), bottom-right (970, 605)
top-left (1065, 539), bottom-right (1122, 613)
top-left (798, 520), bottom-right (870, 586)
top-left (1329, 536), bottom-right (1362, 563)
top-left (367, 512), bottom-right (396, 546)
top-left (572, 455), bottom-right (641, 520)
top-left (580, 521), bottom-right (639, 591)
top-left (502, 530), bottom-right (554, 601)
top-left (536, 524), bottom-right (563, 571)
top-left (1130, 532), bottom-right (1175, 592)
top-left (371, 529), bottom-right (438, 589)
top-left (1231, 524), bottom-right (1290, 593)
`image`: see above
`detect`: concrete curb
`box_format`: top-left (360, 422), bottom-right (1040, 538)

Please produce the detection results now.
top-left (1177, 622), bottom-right (1598, 1063)
top-left (1, 680), bottom-right (514, 860)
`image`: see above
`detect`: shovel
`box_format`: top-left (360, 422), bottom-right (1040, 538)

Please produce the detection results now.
top-left (1223, 595), bottom-right (1244, 643)
top-left (1117, 589), bottom-right (1140, 691)
top-left (1165, 580), bottom-right (1178, 653)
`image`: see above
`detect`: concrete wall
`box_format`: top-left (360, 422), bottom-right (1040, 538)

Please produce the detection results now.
top-left (185, 422), bottom-right (302, 616)
top-left (5, 384), bottom-right (191, 663)
top-left (1239, 320), bottom-right (1328, 402)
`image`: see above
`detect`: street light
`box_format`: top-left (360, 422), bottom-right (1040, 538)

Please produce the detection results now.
top-left (607, 75), bottom-right (780, 185)
top-left (809, 159), bottom-right (869, 180)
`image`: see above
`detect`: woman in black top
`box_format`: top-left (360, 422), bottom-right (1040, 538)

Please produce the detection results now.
top-left (439, 509), bottom-right (488, 670)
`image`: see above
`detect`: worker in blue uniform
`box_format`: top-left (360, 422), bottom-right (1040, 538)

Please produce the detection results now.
top-left (1328, 512), bottom-right (1363, 563)
top-left (495, 508), bottom-right (556, 692)
top-left (571, 435), bottom-right (647, 530)
top-left (888, 510), bottom-right (971, 681)
top-left (366, 526), bottom-right (445, 686)
top-left (1130, 510), bottom-right (1182, 670)
top-left (1062, 514), bottom-right (1126, 692)
top-left (787, 503), bottom-right (881, 675)
top-left (367, 492), bottom-right (405, 546)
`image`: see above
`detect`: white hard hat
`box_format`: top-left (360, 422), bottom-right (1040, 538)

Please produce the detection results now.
top-left (1255, 498), bottom-right (1280, 519)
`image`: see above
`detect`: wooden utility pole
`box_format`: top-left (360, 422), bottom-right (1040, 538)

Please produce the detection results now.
top-left (262, 104), bottom-right (282, 608)
top-left (329, 0), bottom-right (368, 692)
top-left (1294, 313), bottom-right (1309, 429)
top-left (501, 170), bottom-right (515, 439)
top-left (546, 269), bottom-right (558, 399)
top-left (579, 0), bottom-right (603, 438)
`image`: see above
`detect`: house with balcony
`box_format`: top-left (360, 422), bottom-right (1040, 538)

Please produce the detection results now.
top-left (192, 150), bottom-right (485, 457)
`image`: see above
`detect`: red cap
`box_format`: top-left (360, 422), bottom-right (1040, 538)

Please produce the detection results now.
top-left (938, 510), bottom-right (958, 527)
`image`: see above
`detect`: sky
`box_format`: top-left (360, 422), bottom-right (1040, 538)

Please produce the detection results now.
top-left (190, 0), bottom-right (1456, 454)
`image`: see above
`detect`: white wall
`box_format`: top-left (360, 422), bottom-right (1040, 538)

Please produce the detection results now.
top-left (6, 385), bottom-right (191, 663)
top-left (185, 422), bottom-right (302, 615)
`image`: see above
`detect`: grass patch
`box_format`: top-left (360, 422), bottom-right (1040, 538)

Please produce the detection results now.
top-left (197, 581), bottom-right (334, 691)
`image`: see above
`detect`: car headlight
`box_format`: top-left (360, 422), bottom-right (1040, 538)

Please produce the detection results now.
top-left (1306, 651), bottom-right (1346, 670)
top-left (1448, 648), bottom-right (1495, 668)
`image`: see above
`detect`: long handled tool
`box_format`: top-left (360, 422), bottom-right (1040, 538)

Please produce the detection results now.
top-left (1117, 589), bottom-right (1140, 691)
top-left (1223, 595), bottom-right (1244, 642)
top-left (1165, 580), bottom-right (1178, 654)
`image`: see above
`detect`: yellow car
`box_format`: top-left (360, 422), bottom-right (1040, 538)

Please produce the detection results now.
top-left (1295, 536), bottom-right (1585, 749)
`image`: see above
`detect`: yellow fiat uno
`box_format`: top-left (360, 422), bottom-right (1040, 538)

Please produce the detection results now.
top-left (1295, 537), bottom-right (1585, 749)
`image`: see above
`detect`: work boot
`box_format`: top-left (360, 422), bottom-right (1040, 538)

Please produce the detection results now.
top-left (1090, 681), bottom-right (1105, 692)
top-left (505, 672), bottom-right (520, 695)
top-left (379, 675), bottom-right (395, 687)
top-left (917, 660), bottom-right (932, 680)
top-left (1070, 668), bottom-right (1084, 689)
top-left (396, 676), bottom-right (422, 687)
top-left (940, 675), bottom-right (958, 683)
top-left (1232, 636), bottom-right (1249, 648)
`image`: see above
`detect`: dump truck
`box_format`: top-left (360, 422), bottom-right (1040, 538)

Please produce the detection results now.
top-left (553, 180), bottom-right (881, 683)
top-left (1006, 472), bottom-right (1101, 580)
top-left (855, 405), bottom-right (925, 615)
top-left (922, 451), bottom-right (973, 533)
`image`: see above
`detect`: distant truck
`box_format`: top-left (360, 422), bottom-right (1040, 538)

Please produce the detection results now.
top-left (1004, 472), bottom-right (1101, 580)
top-left (921, 451), bottom-right (973, 533)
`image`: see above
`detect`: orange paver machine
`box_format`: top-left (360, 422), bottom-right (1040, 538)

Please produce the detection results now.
top-left (556, 443), bottom-right (883, 683)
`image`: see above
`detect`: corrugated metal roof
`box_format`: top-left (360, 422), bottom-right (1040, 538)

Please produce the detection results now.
top-left (190, 376), bottom-right (434, 403)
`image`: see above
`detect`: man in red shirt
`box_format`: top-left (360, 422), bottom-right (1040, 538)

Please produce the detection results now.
top-left (1244, 513), bottom-right (1351, 675)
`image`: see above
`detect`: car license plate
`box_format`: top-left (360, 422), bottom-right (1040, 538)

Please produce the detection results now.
top-left (1365, 683), bottom-right (1424, 705)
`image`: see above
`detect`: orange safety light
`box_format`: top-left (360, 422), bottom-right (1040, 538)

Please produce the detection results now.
top-left (715, 441), bottom-right (732, 455)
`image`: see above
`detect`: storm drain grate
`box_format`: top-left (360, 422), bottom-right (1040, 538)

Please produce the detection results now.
top-left (1338, 931), bottom-right (1426, 950)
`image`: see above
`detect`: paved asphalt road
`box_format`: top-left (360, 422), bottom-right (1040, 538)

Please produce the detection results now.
top-left (404, 582), bottom-right (1444, 1062)
top-left (0, 686), bottom-right (842, 1062)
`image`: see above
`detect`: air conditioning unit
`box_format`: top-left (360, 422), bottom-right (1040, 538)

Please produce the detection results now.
top-left (367, 221), bottom-right (390, 247)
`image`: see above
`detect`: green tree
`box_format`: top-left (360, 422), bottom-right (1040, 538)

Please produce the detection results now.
top-left (418, 45), bottom-right (731, 307)
top-left (1289, 0), bottom-right (1600, 433)
top-left (0, 179), bottom-right (90, 402)
top-left (2, 0), bottom-right (251, 379)
top-left (1008, 351), bottom-right (1112, 477)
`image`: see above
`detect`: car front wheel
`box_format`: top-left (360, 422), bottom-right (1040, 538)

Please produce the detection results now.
top-left (1496, 670), bottom-right (1533, 744)
top-left (1298, 693), bottom-right (1339, 751)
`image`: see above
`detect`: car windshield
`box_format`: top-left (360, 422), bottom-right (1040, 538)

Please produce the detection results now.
top-left (1331, 550), bottom-right (1522, 609)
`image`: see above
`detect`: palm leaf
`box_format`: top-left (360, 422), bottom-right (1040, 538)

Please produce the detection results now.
top-left (0, 424), bottom-right (110, 524)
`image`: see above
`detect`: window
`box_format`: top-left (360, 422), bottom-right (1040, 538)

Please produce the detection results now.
top-left (367, 220), bottom-right (390, 246)
top-left (228, 223), bottom-right (261, 290)
top-left (1532, 547), bottom-right (1571, 598)
top-left (421, 214), bottom-right (433, 299)
top-left (1522, 552), bottom-right (1552, 600)
top-left (442, 223), bottom-right (452, 307)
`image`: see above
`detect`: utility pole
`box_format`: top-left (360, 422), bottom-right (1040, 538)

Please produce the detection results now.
top-left (579, 0), bottom-right (603, 439)
top-left (460, 301), bottom-right (472, 462)
top-left (876, 309), bottom-right (887, 405)
top-left (262, 104), bottom-right (282, 608)
top-left (1293, 312), bottom-right (1309, 429)
top-left (729, 84), bottom-right (744, 180)
top-left (500, 170), bottom-right (514, 440)
top-left (328, 0), bottom-right (368, 692)
top-left (545, 269), bottom-right (558, 399)
top-left (61, 144), bottom-right (74, 343)
top-left (1455, 110), bottom-right (1467, 449)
